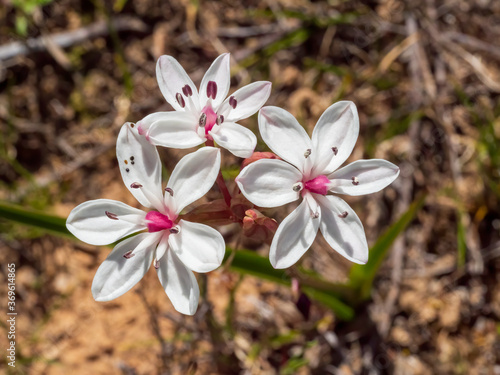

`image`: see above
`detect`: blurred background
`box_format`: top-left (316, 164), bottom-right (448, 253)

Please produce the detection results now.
top-left (1, 0), bottom-right (500, 374)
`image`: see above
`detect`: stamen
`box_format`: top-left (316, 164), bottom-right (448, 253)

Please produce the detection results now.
top-left (304, 149), bottom-right (311, 158)
top-left (216, 115), bottom-right (224, 125)
top-left (311, 211), bottom-right (320, 219)
top-left (176, 92), bottom-right (186, 108)
top-left (352, 177), bottom-right (359, 185)
top-left (164, 187), bottom-right (174, 196)
top-left (130, 123), bottom-right (135, 128)
top-left (292, 182), bottom-right (304, 192)
top-left (124, 160), bottom-right (128, 164)
top-left (332, 147), bottom-right (338, 155)
top-left (199, 113), bottom-right (207, 127)
top-left (123, 250), bottom-right (135, 259)
top-left (125, 168), bottom-right (130, 173)
top-left (229, 96), bottom-right (237, 109)
top-left (154, 259), bottom-right (160, 269)
top-left (207, 81), bottom-right (217, 99)
top-left (182, 84), bottom-right (193, 97)
top-left (338, 211), bottom-right (348, 218)
top-left (130, 156), bottom-right (134, 161)
top-left (130, 182), bottom-right (143, 189)
top-left (105, 211), bottom-right (119, 220)
top-left (169, 226), bottom-right (180, 234)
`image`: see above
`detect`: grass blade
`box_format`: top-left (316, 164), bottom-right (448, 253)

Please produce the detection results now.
top-left (349, 193), bottom-right (427, 300)
top-left (225, 248), bottom-right (355, 320)
top-left (0, 201), bottom-right (71, 237)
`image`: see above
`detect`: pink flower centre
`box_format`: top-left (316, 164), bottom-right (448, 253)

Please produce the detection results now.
top-left (201, 105), bottom-right (218, 139)
top-left (303, 175), bottom-right (330, 195)
top-left (145, 211), bottom-right (173, 233)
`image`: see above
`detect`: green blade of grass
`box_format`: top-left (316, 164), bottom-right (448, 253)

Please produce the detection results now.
top-left (1, 201), bottom-right (354, 319)
top-left (349, 193), bottom-right (427, 300)
top-left (224, 248), bottom-right (354, 320)
top-left (0, 201), bottom-right (71, 237)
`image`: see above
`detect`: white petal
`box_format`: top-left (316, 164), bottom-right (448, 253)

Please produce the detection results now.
top-left (219, 81), bottom-right (271, 122)
top-left (156, 55), bottom-right (200, 112)
top-left (155, 234), bottom-right (169, 262)
top-left (258, 106), bottom-right (312, 173)
top-left (210, 122), bottom-right (257, 158)
top-left (117, 123), bottom-right (164, 209)
top-left (166, 147), bottom-right (221, 214)
top-left (168, 220), bottom-right (225, 273)
top-left (199, 53), bottom-right (231, 109)
top-left (136, 112), bottom-right (171, 134)
top-left (270, 199), bottom-right (320, 269)
top-left (147, 112), bottom-right (203, 149)
top-left (91, 232), bottom-right (160, 301)
top-left (236, 159), bottom-right (302, 208)
top-left (329, 159), bottom-right (400, 196)
top-left (311, 101), bottom-right (359, 175)
top-left (156, 249), bottom-right (200, 315)
top-left (316, 195), bottom-right (368, 264)
top-left (66, 199), bottom-right (146, 246)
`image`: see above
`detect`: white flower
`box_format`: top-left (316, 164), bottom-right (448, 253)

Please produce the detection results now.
top-left (66, 123), bottom-right (224, 315)
top-left (236, 102), bottom-right (400, 269)
top-left (137, 53), bottom-right (272, 158)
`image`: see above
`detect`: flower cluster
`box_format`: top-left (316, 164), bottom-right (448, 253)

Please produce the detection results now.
top-left (67, 53), bottom-right (399, 315)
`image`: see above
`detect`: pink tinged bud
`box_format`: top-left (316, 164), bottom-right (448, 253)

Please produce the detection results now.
top-left (303, 175), bottom-right (330, 195)
top-left (241, 151), bottom-right (280, 170)
top-left (229, 96), bottom-right (237, 109)
top-left (242, 208), bottom-right (278, 243)
top-left (182, 84), bottom-right (193, 97)
top-left (207, 81), bottom-right (217, 99)
top-left (145, 211), bottom-right (174, 233)
top-left (130, 182), bottom-right (143, 189)
top-left (105, 211), bottom-right (119, 220)
top-left (176, 92), bottom-right (185, 108)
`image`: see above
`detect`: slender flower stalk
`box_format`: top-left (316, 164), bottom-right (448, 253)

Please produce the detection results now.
top-left (66, 123), bottom-right (224, 315)
top-left (137, 53), bottom-right (272, 158)
top-left (236, 102), bottom-right (400, 269)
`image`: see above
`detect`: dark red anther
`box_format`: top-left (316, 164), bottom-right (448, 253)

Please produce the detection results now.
top-left (176, 92), bottom-right (185, 108)
top-left (130, 182), bottom-right (143, 189)
top-left (105, 211), bottom-right (119, 220)
top-left (164, 187), bottom-right (174, 196)
top-left (199, 113), bottom-right (207, 127)
top-left (216, 115), bottom-right (224, 125)
top-left (229, 96), bottom-right (237, 109)
top-left (207, 81), bottom-right (217, 99)
top-left (182, 84), bottom-right (193, 97)
top-left (123, 250), bottom-right (135, 259)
